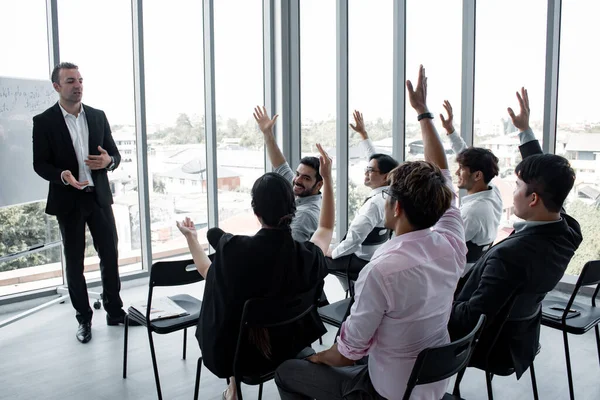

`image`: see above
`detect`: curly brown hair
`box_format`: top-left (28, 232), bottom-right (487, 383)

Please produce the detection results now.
top-left (388, 161), bottom-right (453, 229)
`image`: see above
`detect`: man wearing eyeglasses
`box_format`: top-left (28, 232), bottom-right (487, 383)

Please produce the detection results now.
top-left (275, 65), bottom-right (467, 400)
top-left (325, 110), bottom-right (399, 286)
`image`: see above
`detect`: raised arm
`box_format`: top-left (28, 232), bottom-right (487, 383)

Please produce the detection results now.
top-left (441, 100), bottom-right (467, 154)
top-left (253, 106), bottom-right (287, 169)
top-left (176, 217), bottom-right (211, 278)
top-left (350, 110), bottom-right (377, 157)
top-left (507, 87), bottom-right (542, 158)
top-left (406, 65), bottom-right (448, 170)
top-left (310, 144), bottom-right (334, 254)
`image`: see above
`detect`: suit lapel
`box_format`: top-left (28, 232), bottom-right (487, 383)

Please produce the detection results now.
top-left (83, 105), bottom-right (99, 156)
top-left (52, 102), bottom-right (78, 164)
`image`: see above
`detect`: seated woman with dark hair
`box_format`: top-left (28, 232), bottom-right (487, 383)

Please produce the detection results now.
top-left (176, 144), bottom-right (334, 400)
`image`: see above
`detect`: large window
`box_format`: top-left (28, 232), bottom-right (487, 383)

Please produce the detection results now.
top-left (58, 0), bottom-right (142, 278)
top-left (348, 0), bottom-right (393, 223)
top-left (0, 0), bottom-right (59, 296)
top-left (405, 0), bottom-right (462, 166)
top-left (557, 0), bottom-right (600, 275)
top-left (214, 0), bottom-right (264, 235)
top-left (300, 0), bottom-right (336, 236)
top-left (143, 1), bottom-right (207, 262)
top-left (473, 0), bottom-right (547, 243)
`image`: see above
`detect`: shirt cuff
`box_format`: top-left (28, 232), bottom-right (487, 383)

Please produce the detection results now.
top-left (336, 324), bottom-right (369, 361)
top-left (519, 128), bottom-right (536, 145)
top-left (60, 171), bottom-right (69, 185)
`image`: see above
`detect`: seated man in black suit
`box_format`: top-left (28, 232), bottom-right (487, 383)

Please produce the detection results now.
top-left (448, 87), bottom-right (583, 378)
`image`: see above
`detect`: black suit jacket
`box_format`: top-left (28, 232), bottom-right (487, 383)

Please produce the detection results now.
top-left (449, 139), bottom-right (583, 378)
top-left (32, 102), bottom-right (121, 215)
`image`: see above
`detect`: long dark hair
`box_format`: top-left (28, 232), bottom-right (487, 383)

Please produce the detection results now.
top-left (249, 172), bottom-right (298, 358)
top-left (251, 172), bottom-right (297, 230)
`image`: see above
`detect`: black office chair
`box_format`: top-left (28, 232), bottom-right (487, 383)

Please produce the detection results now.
top-left (541, 260), bottom-right (600, 400)
top-left (403, 314), bottom-right (486, 400)
top-left (452, 293), bottom-right (540, 400)
top-left (318, 297), bottom-right (354, 332)
top-left (194, 283), bottom-right (323, 400)
top-left (333, 226), bottom-right (391, 294)
top-left (122, 259), bottom-right (203, 400)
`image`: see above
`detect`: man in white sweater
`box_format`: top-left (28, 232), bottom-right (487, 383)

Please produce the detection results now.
top-left (440, 101), bottom-right (503, 268)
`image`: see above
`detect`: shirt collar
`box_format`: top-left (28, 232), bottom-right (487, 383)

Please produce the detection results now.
top-left (462, 186), bottom-right (494, 204)
top-left (513, 218), bottom-right (562, 234)
top-left (58, 102), bottom-right (84, 118)
top-left (368, 185), bottom-right (387, 197)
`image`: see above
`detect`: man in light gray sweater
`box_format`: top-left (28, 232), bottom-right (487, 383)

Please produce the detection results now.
top-left (254, 106), bottom-right (322, 242)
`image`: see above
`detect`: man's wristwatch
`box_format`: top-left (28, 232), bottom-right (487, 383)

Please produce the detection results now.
top-left (106, 156), bottom-right (115, 171)
top-left (417, 112), bottom-right (434, 121)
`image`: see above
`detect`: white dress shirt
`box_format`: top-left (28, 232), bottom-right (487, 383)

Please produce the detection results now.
top-left (332, 138), bottom-right (387, 261)
top-left (337, 169), bottom-right (467, 399)
top-left (446, 131), bottom-right (502, 245)
top-left (59, 103), bottom-right (94, 187)
top-left (331, 185), bottom-right (387, 261)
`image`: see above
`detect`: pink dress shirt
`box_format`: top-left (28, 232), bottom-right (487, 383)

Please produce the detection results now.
top-left (337, 170), bottom-right (467, 400)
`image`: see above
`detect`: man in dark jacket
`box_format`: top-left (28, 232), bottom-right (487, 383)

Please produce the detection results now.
top-left (448, 87), bottom-right (583, 378)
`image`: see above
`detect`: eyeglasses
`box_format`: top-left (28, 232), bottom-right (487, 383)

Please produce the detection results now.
top-left (381, 189), bottom-right (398, 201)
top-left (365, 166), bottom-right (381, 174)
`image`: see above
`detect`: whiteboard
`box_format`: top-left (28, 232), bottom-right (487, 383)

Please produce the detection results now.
top-left (0, 76), bottom-right (57, 208)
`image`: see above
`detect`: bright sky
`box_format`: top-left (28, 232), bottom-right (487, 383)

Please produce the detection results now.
top-left (1, 0), bottom-right (598, 126)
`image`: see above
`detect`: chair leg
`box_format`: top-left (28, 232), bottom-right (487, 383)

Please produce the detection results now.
top-left (148, 329), bottom-right (163, 400)
top-left (452, 366), bottom-right (466, 397)
top-left (123, 314), bottom-right (129, 378)
top-left (258, 383), bottom-right (263, 400)
top-left (595, 325), bottom-right (600, 368)
top-left (530, 362), bottom-right (539, 400)
top-left (562, 331), bottom-right (575, 400)
top-left (183, 328), bottom-right (187, 360)
top-left (193, 357), bottom-right (202, 400)
top-left (485, 372), bottom-right (494, 400)
top-left (235, 376), bottom-right (243, 400)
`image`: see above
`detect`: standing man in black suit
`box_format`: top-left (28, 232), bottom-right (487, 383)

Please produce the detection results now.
top-left (448, 88), bottom-right (583, 378)
top-left (33, 62), bottom-right (133, 343)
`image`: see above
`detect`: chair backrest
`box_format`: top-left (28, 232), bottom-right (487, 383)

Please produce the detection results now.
top-left (466, 241), bottom-right (493, 264)
top-left (232, 282), bottom-right (323, 376)
top-left (402, 314), bottom-right (486, 400)
top-left (362, 227), bottom-right (392, 246)
top-left (239, 282), bottom-right (322, 329)
top-left (564, 260), bottom-right (600, 313)
top-left (149, 258), bottom-right (204, 288)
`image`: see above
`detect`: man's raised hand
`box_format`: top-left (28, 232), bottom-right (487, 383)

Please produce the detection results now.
top-left (349, 110), bottom-right (368, 140)
top-left (315, 143), bottom-right (332, 181)
top-left (253, 106), bottom-right (279, 135)
top-left (406, 65), bottom-right (429, 114)
top-left (440, 100), bottom-right (455, 135)
top-left (507, 87), bottom-right (531, 132)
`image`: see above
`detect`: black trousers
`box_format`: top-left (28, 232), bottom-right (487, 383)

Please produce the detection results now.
top-left (56, 191), bottom-right (122, 323)
top-left (326, 254), bottom-right (369, 292)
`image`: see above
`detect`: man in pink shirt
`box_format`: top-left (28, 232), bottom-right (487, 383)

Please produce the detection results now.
top-left (275, 65), bottom-right (467, 400)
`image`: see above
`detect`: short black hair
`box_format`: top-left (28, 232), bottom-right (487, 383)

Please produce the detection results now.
top-left (369, 153), bottom-right (399, 175)
top-left (388, 161), bottom-right (453, 230)
top-left (299, 156), bottom-right (322, 182)
top-left (51, 62), bottom-right (78, 84)
top-left (456, 147), bottom-right (499, 184)
top-left (515, 153), bottom-right (575, 213)
top-left (251, 172), bottom-right (297, 230)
